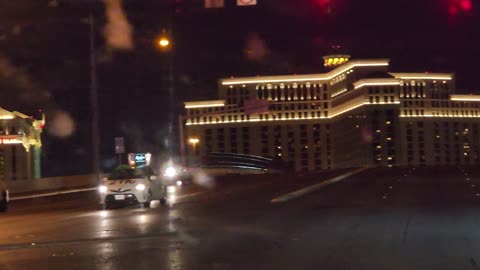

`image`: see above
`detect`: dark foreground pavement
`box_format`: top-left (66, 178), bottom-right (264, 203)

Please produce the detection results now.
top-left (1, 167), bottom-right (480, 270)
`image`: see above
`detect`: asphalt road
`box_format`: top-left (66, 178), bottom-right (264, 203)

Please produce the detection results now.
top-left (1, 167), bottom-right (480, 270)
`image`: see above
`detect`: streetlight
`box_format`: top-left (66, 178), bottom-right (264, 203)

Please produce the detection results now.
top-left (155, 29), bottom-right (175, 157)
top-left (188, 138), bottom-right (199, 155)
top-left (156, 29), bottom-right (172, 51)
top-left (158, 37), bottom-right (170, 48)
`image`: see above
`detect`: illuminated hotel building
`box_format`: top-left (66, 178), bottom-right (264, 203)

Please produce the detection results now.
top-left (0, 108), bottom-right (44, 180)
top-left (183, 56), bottom-right (480, 172)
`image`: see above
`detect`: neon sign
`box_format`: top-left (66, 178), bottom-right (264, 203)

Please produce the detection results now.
top-left (0, 138), bottom-right (21, 144)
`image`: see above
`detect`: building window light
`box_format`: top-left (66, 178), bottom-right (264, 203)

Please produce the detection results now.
top-left (386, 137), bottom-right (392, 141)
top-left (376, 129), bottom-right (381, 133)
top-left (386, 121), bottom-right (391, 125)
top-left (376, 145), bottom-right (382, 149)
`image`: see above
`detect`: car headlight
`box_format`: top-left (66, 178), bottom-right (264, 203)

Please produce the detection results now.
top-left (167, 186), bottom-right (176, 194)
top-left (136, 184), bottom-right (146, 191)
top-left (99, 185), bottom-right (107, 193)
top-left (164, 166), bottom-right (177, 178)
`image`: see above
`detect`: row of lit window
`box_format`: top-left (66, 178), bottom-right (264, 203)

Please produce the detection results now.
top-left (399, 93), bottom-right (427, 99)
top-left (402, 109), bottom-right (426, 116)
top-left (256, 87), bottom-right (328, 101)
top-left (270, 102), bottom-right (329, 111)
top-left (226, 87), bottom-right (249, 97)
top-left (258, 111), bottom-right (329, 120)
top-left (188, 106), bottom-right (226, 116)
top-left (369, 96), bottom-right (396, 104)
top-left (431, 101), bottom-right (480, 108)
top-left (330, 73), bottom-right (347, 86)
top-left (430, 110), bottom-right (480, 117)
top-left (187, 110), bottom-right (332, 125)
top-left (254, 82), bottom-right (327, 90)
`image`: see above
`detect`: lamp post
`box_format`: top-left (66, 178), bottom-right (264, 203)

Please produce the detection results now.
top-left (155, 30), bottom-right (175, 157)
top-left (89, 13), bottom-right (101, 184)
top-left (188, 138), bottom-right (199, 165)
top-left (188, 138), bottom-right (199, 155)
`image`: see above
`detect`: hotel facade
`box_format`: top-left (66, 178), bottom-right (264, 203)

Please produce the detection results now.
top-left (0, 108), bottom-right (43, 180)
top-left (183, 56), bottom-right (480, 172)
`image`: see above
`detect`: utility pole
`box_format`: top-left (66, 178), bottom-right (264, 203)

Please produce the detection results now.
top-left (89, 13), bottom-right (101, 183)
top-left (167, 43), bottom-right (175, 157)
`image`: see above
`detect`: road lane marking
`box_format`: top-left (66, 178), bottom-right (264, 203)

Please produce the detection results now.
top-left (10, 187), bottom-right (97, 201)
top-left (270, 167), bottom-right (368, 204)
top-left (176, 192), bottom-right (203, 200)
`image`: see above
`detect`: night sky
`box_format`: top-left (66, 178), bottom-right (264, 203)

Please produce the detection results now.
top-left (0, 0), bottom-right (478, 176)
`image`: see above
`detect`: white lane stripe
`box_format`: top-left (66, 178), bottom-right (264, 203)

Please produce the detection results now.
top-left (176, 192), bottom-right (203, 200)
top-left (270, 167), bottom-right (368, 204)
top-left (10, 188), bottom-right (97, 201)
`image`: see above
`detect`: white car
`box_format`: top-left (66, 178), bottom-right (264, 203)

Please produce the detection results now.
top-left (0, 181), bottom-right (8, 212)
top-left (99, 167), bottom-right (166, 209)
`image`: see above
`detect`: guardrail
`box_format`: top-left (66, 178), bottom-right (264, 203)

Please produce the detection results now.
top-left (7, 174), bottom-right (105, 194)
top-left (6, 165), bottom-right (281, 197)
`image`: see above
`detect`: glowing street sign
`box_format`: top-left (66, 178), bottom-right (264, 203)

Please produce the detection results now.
top-left (0, 136), bottom-right (22, 145)
top-left (128, 153), bottom-right (152, 168)
top-left (134, 154), bottom-right (146, 162)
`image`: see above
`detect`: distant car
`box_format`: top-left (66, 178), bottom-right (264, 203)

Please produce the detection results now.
top-left (98, 165), bottom-right (166, 209)
top-left (161, 163), bottom-right (192, 187)
top-left (0, 181), bottom-right (9, 212)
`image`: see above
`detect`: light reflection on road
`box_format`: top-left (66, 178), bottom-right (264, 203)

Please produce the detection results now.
top-left (167, 248), bottom-right (184, 270)
top-left (95, 242), bottom-right (114, 270)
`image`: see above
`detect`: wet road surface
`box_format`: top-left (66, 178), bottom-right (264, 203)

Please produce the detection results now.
top-left (2, 167), bottom-right (480, 270)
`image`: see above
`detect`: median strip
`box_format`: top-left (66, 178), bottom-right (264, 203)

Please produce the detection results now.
top-left (270, 167), bottom-right (368, 204)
